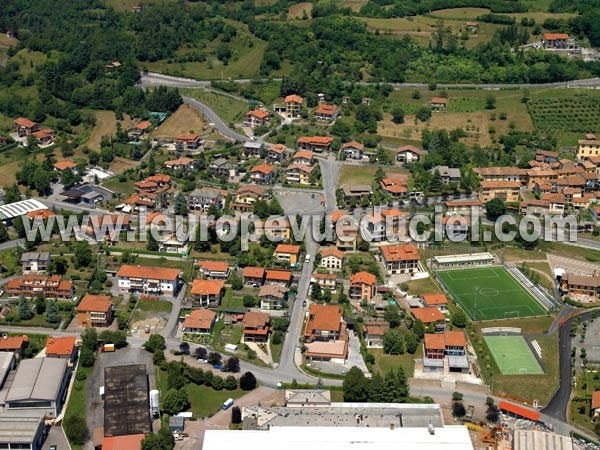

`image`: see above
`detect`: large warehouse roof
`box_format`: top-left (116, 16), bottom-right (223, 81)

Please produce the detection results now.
top-left (203, 426), bottom-right (474, 450)
top-left (0, 414), bottom-right (44, 444)
top-left (0, 199), bottom-right (48, 220)
top-left (513, 430), bottom-right (573, 450)
top-left (5, 357), bottom-right (67, 402)
top-left (104, 364), bottom-right (151, 437)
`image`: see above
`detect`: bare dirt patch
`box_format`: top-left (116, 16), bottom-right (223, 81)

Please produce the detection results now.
top-left (288, 2), bottom-right (313, 19)
top-left (152, 104), bottom-right (205, 139)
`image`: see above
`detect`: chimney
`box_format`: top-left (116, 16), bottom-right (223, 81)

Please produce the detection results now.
top-left (428, 423), bottom-right (435, 435)
top-left (390, 423), bottom-right (395, 430)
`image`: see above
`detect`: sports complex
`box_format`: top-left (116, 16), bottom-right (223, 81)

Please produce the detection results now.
top-left (431, 253), bottom-right (550, 321)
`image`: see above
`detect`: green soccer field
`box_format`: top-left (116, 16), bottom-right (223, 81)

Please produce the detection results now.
top-left (436, 266), bottom-right (548, 321)
top-left (484, 335), bottom-right (544, 375)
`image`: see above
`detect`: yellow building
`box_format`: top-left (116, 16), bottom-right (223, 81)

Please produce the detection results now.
top-left (479, 181), bottom-right (521, 203)
top-left (577, 134), bottom-right (600, 160)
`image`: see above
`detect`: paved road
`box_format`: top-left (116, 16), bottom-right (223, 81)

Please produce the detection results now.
top-left (320, 159), bottom-right (342, 212)
top-left (183, 96), bottom-right (248, 142)
top-left (138, 71), bottom-right (600, 91)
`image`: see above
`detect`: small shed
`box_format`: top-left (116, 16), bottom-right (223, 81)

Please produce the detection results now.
top-left (169, 416), bottom-right (185, 432)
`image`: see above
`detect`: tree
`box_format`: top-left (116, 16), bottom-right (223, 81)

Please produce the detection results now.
top-left (80, 347), bottom-right (95, 367)
top-left (384, 305), bottom-right (401, 328)
top-left (404, 332), bottom-right (418, 354)
top-left (391, 107), bottom-right (405, 124)
top-left (343, 366), bottom-right (369, 402)
top-left (383, 329), bottom-right (405, 354)
top-left (452, 401), bottom-right (466, 418)
top-left (208, 351), bottom-right (222, 366)
top-left (224, 357), bottom-right (240, 373)
top-left (311, 282), bottom-right (322, 302)
top-left (147, 233), bottom-right (159, 251)
top-left (230, 273), bottom-right (243, 290)
top-left (195, 347), bottom-right (208, 360)
top-left (322, 288), bottom-right (332, 303)
top-left (144, 334), bottom-right (166, 353)
top-left (179, 342), bottom-right (190, 355)
top-left (452, 310), bottom-right (468, 328)
top-left (485, 198), bottom-right (507, 220)
top-left (416, 106), bottom-right (432, 122)
top-left (452, 391), bottom-right (464, 401)
top-left (18, 296), bottom-right (33, 320)
top-left (367, 372), bottom-right (386, 402)
top-left (34, 292), bottom-right (46, 314)
top-left (485, 94), bottom-right (496, 110)
top-left (46, 300), bottom-right (61, 323)
top-left (173, 192), bottom-right (188, 215)
top-left (231, 406), bottom-right (242, 424)
top-left (64, 415), bottom-right (88, 445)
top-left (243, 295), bottom-right (256, 307)
top-left (272, 330), bottom-right (283, 345)
top-left (74, 241), bottom-right (93, 267)
top-left (167, 362), bottom-right (187, 390)
top-left (162, 388), bottom-right (189, 415)
top-left (239, 371), bottom-right (257, 391)
top-left (412, 319), bottom-right (425, 339)
top-left (486, 405), bottom-right (500, 423)
top-left (224, 375), bottom-right (238, 390)
top-left (211, 375), bottom-right (224, 390)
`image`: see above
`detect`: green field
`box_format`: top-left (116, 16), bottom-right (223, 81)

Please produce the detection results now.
top-left (436, 266), bottom-right (548, 321)
top-left (484, 335), bottom-right (543, 375)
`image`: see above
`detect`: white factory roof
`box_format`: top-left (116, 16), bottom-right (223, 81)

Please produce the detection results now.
top-left (5, 357), bottom-right (67, 402)
top-left (513, 430), bottom-right (573, 450)
top-left (0, 199), bottom-right (47, 220)
top-left (203, 426), bottom-right (474, 450)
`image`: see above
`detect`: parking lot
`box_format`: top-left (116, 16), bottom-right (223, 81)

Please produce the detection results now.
top-left (274, 190), bottom-right (324, 216)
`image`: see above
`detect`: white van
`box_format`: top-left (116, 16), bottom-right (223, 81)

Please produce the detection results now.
top-left (222, 398), bottom-right (234, 410)
top-left (305, 254), bottom-right (311, 264)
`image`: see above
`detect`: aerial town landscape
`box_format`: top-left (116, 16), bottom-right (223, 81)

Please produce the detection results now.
top-left (2, 0), bottom-right (600, 449)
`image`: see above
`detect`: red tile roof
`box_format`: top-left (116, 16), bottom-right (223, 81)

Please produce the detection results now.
top-left (251, 164), bottom-right (274, 175)
top-left (305, 304), bottom-right (342, 336)
top-left (102, 434), bottom-right (145, 450)
top-left (116, 265), bottom-right (180, 281)
top-left (190, 279), bottom-right (225, 296)
top-left (297, 136), bottom-right (333, 145)
top-left (27, 209), bottom-right (56, 220)
top-left (544, 33), bottom-right (569, 40)
top-left (498, 401), bottom-right (541, 421)
top-left (424, 333), bottom-right (445, 350)
top-left (396, 145), bottom-right (422, 154)
top-left (593, 391), bottom-right (600, 410)
top-left (245, 109), bottom-right (270, 119)
top-left (350, 271), bottom-right (376, 286)
top-left (430, 97), bottom-right (448, 104)
top-left (0, 335), bottom-right (28, 351)
top-left (199, 260), bottom-right (229, 273)
top-left (480, 180), bottom-right (521, 189)
top-left (275, 244), bottom-right (301, 255)
top-left (243, 311), bottom-right (270, 328)
top-left (269, 144), bottom-right (287, 154)
top-left (46, 336), bottom-right (77, 357)
top-left (133, 120), bottom-right (152, 130)
top-left (183, 309), bottom-right (216, 330)
top-left (77, 295), bottom-right (113, 313)
top-left (293, 150), bottom-right (314, 161)
top-left (320, 247), bottom-right (344, 259)
top-left (242, 266), bottom-right (265, 278)
top-left (411, 307), bottom-right (445, 324)
top-left (265, 269), bottom-right (292, 282)
top-left (285, 94), bottom-right (303, 104)
top-left (14, 117), bottom-right (37, 128)
top-left (380, 243), bottom-right (420, 262)
top-left (315, 104), bottom-right (337, 116)
top-left (341, 141), bottom-right (364, 150)
top-left (165, 156), bottom-right (194, 165)
top-left (421, 293), bottom-right (448, 306)
top-left (54, 160), bottom-right (77, 171)
top-left (444, 330), bottom-right (466, 347)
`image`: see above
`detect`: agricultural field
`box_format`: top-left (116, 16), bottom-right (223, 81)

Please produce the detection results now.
top-left (436, 266), bottom-right (548, 321)
top-left (85, 110), bottom-right (136, 152)
top-left (151, 104), bottom-right (205, 139)
top-left (527, 93), bottom-right (600, 146)
top-left (429, 7), bottom-right (576, 22)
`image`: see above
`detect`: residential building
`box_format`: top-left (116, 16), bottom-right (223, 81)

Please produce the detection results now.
top-left (45, 336), bottom-right (77, 363)
top-left (577, 134), bottom-right (600, 159)
top-left (442, 216), bottom-right (470, 238)
top-left (265, 269), bottom-right (293, 286)
top-left (243, 312), bottom-right (270, 342)
top-left (380, 177), bottom-right (408, 196)
top-left (53, 160), bottom-right (78, 173)
top-left (274, 244), bottom-right (301, 266)
top-left (304, 304), bottom-right (343, 341)
top-left (292, 150), bottom-right (314, 166)
top-left (209, 158), bottom-right (238, 178)
top-left (190, 279), bottom-right (225, 308)
top-left (7, 275), bottom-right (73, 300)
top-left (430, 165), bottom-right (460, 184)
top-left (479, 180), bottom-right (521, 203)
top-left (475, 166), bottom-right (527, 183)
top-left (284, 94), bottom-right (303, 118)
top-left (444, 200), bottom-right (482, 217)
top-left (21, 252), bottom-right (50, 273)
top-left (542, 33), bottom-right (578, 49)
top-left (32, 128), bottom-right (55, 146)
top-left (412, 307), bottom-right (446, 332)
top-left (76, 294), bottom-right (114, 327)
top-left (380, 243), bottom-right (420, 275)
top-left (319, 247), bottom-right (344, 270)
top-left (423, 330), bottom-right (468, 373)
top-left (188, 187), bottom-right (226, 211)
top-left (182, 309), bottom-right (216, 334)
top-left (243, 266), bottom-right (265, 286)
top-left (342, 141), bottom-right (364, 160)
top-left (13, 117), bottom-right (40, 137)
top-left (286, 164), bottom-right (315, 185)
top-left (165, 155), bottom-right (195, 170)
top-left (0, 335), bottom-right (28, 358)
top-left (420, 293), bottom-right (448, 312)
top-left (349, 271), bottom-right (377, 302)
top-left (429, 97), bottom-right (448, 111)
top-left (175, 134), bottom-right (202, 151)
top-left (102, 435), bottom-right (145, 450)
top-left (27, 208), bottom-right (56, 221)
top-left (526, 168), bottom-right (557, 189)
top-left (466, 21), bottom-right (479, 32)
top-left (311, 273), bottom-right (337, 293)
top-left (249, 164), bottom-right (275, 184)
top-left (314, 104), bottom-right (339, 122)
top-left (561, 272), bottom-right (600, 299)
top-left (128, 120), bottom-right (152, 138)
top-left (267, 144), bottom-right (287, 163)
top-left (255, 218), bottom-right (292, 241)
top-left (243, 141), bottom-right (264, 158)
top-left (536, 150), bottom-right (559, 164)
top-left (363, 321), bottom-right (390, 348)
top-left (342, 184), bottom-right (371, 205)
top-left (244, 109), bottom-right (270, 128)
top-left (116, 265), bottom-right (181, 296)
top-left (396, 145), bottom-right (422, 164)
top-left (231, 185), bottom-right (265, 212)
top-left (297, 136), bottom-right (333, 153)
top-left (259, 284), bottom-right (288, 310)
top-left (5, 357), bottom-right (69, 417)
top-left (199, 261), bottom-right (230, 279)
top-left (592, 391), bottom-right (600, 420)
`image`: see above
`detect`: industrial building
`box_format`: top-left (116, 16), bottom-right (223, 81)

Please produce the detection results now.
top-left (104, 364), bottom-right (151, 437)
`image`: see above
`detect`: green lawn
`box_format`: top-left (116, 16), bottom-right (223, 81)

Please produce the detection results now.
top-left (185, 384), bottom-right (245, 418)
top-left (338, 164), bottom-right (406, 186)
top-left (370, 346), bottom-right (422, 377)
top-left (63, 365), bottom-right (93, 450)
top-left (136, 300), bottom-right (173, 314)
top-left (270, 338), bottom-right (283, 362)
top-left (180, 88), bottom-right (249, 124)
top-left (436, 266), bottom-right (548, 321)
top-left (405, 276), bottom-right (442, 295)
top-left (484, 335), bottom-right (543, 375)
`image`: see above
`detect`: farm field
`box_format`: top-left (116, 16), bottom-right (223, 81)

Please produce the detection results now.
top-left (180, 88), bottom-right (249, 125)
top-left (151, 104), bottom-right (205, 139)
top-left (436, 266), bottom-right (548, 321)
top-left (484, 335), bottom-right (544, 375)
top-left (429, 7), bottom-right (576, 22)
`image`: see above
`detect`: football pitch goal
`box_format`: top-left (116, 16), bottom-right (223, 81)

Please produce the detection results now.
top-left (435, 266), bottom-right (548, 321)
top-left (484, 335), bottom-right (544, 375)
